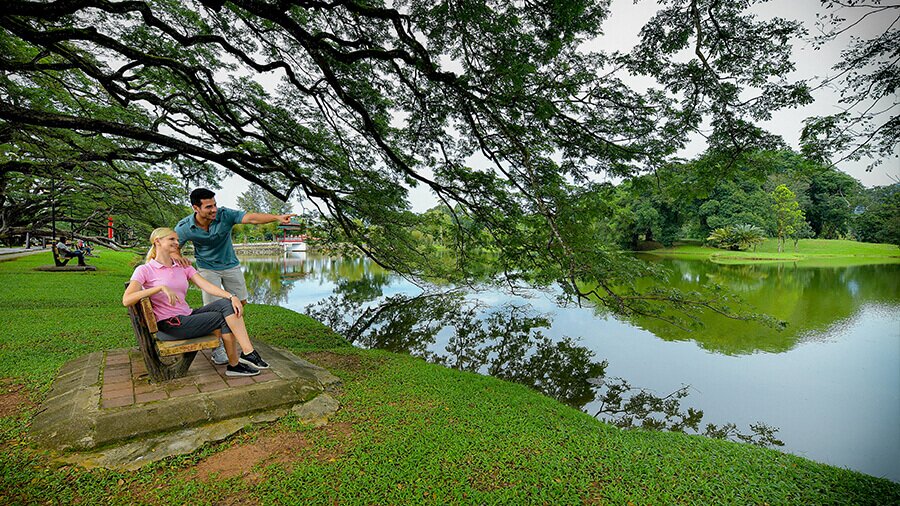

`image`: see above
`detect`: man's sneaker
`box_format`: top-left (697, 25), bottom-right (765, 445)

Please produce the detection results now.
top-left (210, 344), bottom-right (228, 365)
top-left (225, 362), bottom-right (259, 377)
top-left (239, 350), bottom-right (269, 369)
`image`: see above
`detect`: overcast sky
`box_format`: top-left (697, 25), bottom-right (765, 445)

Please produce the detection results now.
top-left (214, 0), bottom-right (899, 211)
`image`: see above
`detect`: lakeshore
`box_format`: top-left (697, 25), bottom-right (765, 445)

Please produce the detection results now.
top-left (1, 249), bottom-right (898, 504)
top-left (642, 238), bottom-right (900, 265)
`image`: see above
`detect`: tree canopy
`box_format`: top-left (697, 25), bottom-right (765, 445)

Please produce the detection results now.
top-left (0, 0), bottom-right (825, 318)
top-left (0, 163), bottom-right (185, 246)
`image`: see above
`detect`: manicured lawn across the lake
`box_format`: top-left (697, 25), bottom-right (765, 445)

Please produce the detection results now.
top-left (645, 238), bottom-right (900, 266)
top-left (1, 249), bottom-right (898, 504)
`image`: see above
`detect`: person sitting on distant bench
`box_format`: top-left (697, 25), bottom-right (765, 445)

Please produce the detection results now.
top-left (76, 239), bottom-right (96, 257)
top-left (56, 237), bottom-right (86, 266)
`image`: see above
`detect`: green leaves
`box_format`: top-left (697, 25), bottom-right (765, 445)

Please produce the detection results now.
top-left (626, 0), bottom-right (809, 154)
top-left (0, 0), bottom-right (828, 317)
top-left (804, 2), bottom-right (899, 170)
top-left (706, 224), bottom-right (766, 251)
top-left (771, 184), bottom-right (804, 252)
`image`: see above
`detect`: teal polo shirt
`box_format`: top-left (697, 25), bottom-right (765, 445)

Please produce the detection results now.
top-left (175, 207), bottom-right (246, 270)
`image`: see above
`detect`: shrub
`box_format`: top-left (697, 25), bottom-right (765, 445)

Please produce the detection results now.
top-left (706, 224), bottom-right (766, 251)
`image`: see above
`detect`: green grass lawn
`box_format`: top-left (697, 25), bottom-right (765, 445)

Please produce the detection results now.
top-left (646, 238), bottom-right (900, 265)
top-left (1, 249), bottom-right (898, 504)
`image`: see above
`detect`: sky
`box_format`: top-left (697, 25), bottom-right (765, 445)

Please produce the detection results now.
top-left (214, 0), bottom-right (899, 211)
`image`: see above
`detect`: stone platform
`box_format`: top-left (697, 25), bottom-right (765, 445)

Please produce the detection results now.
top-left (33, 264), bottom-right (98, 271)
top-left (31, 341), bottom-right (340, 453)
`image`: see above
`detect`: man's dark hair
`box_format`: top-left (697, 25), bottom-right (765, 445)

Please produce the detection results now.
top-left (190, 188), bottom-right (216, 207)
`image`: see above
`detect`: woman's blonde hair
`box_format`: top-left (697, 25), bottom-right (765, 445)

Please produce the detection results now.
top-left (146, 227), bottom-right (176, 263)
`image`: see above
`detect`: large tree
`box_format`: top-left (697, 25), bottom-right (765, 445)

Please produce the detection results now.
top-left (806, 167), bottom-right (864, 239)
top-left (853, 186), bottom-right (900, 246)
top-left (0, 163), bottom-right (186, 246)
top-left (0, 0), bottom-right (811, 321)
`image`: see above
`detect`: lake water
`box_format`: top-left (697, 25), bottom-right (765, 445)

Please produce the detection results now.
top-left (240, 253), bottom-right (900, 482)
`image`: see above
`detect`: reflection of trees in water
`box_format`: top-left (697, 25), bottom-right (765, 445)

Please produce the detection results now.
top-left (626, 259), bottom-right (900, 354)
top-left (242, 254), bottom-right (393, 306)
top-left (243, 260), bottom-right (291, 306)
top-left (334, 273), bottom-right (392, 303)
top-left (306, 289), bottom-right (782, 447)
top-left (310, 291), bottom-right (462, 356)
top-left (308, 290), bottom-right (606, 408)
top-left (301, 254), bottom-right (390, 285)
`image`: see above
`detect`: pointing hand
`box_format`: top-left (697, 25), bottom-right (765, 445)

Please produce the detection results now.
top-left (279, 214), bottom-right (298, 225)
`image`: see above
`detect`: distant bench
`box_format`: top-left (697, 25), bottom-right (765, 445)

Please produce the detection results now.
top-left (32, 246), bottom-right (97, 272)
top-left (125, 284), bottom-right (219, 382)
top-left (52, 245), bottom-right (72, 267)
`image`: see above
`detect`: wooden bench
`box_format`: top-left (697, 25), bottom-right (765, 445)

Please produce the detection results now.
top-left (125, 287), bottom-right (220, 382)
top-left (33, 246), bottom-right (97, 271)
top-left (51, 245), bottom-right (72, 267)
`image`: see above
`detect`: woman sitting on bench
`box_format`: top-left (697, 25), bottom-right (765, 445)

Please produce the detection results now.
top-left (122, 227), bottom-right (269, 377)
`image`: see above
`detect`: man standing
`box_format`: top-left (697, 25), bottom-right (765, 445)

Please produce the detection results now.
top-left (173, 188), bottom-right (295, 364)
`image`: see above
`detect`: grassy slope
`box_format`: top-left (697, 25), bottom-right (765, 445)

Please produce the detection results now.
top-left (0, 250), bottom-right (897, 505)
top-left (646, 238), bottom-right (900, 265)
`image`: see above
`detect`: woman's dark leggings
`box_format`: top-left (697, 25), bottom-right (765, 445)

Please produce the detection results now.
top-left (156, 298), bottom-right (235, 341)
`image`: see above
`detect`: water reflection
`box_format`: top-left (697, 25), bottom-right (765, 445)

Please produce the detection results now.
top-left (309, 289), bottom-right (605, 408)
top-left (625, 257), bottom-right (900, 354)
top-left (243, 258), bottom-right (292, 305)
top-left (243, 255), bottom-right (392, 307)
top-left (306, 279), bottom-right (781, 446)
top-left (241, 252), bottom-right (900, 479)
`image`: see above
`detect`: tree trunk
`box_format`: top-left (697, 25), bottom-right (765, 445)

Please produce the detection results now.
top-left (2, 227), bottom-right (132, 250)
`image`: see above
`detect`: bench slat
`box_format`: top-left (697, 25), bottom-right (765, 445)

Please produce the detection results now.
top-left (156, 335), bottom-right (220, 357)
top-left (140, 298), bottom-right (158, 333)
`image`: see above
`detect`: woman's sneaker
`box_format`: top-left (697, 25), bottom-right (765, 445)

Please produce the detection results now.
top-left (210, 344), bottom-right (229, 365)
top-left (226, 362), bottom-right (259, 377)
top-left (239, 350), bottom-right (269, 369)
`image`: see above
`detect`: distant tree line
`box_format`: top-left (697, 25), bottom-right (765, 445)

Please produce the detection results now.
top-left (411, 148), bottom-right (898, 254)
top-left (233, 183), bottom-right (293, 243)
top-left (593, 149), bottom-right (899, 250)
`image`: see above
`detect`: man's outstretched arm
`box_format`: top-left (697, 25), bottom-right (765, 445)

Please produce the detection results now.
top-left (241, 213), bottom-right (296, 225)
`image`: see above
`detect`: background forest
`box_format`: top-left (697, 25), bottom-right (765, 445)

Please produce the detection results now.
top-left (598, 149), bottom-right (899, 250)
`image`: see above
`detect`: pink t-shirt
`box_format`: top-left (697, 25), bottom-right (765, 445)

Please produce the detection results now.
top-left (130, 259), bottom-right (197, 322)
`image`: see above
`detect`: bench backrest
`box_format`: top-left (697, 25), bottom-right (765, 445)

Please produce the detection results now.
top-left (139, 298), bottom-right (159, 333)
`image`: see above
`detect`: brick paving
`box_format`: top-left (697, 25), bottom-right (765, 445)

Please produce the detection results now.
top-left (32, 342), bottom-right (340, 451)
top-left (101, 348), bottom-right (279, 409)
